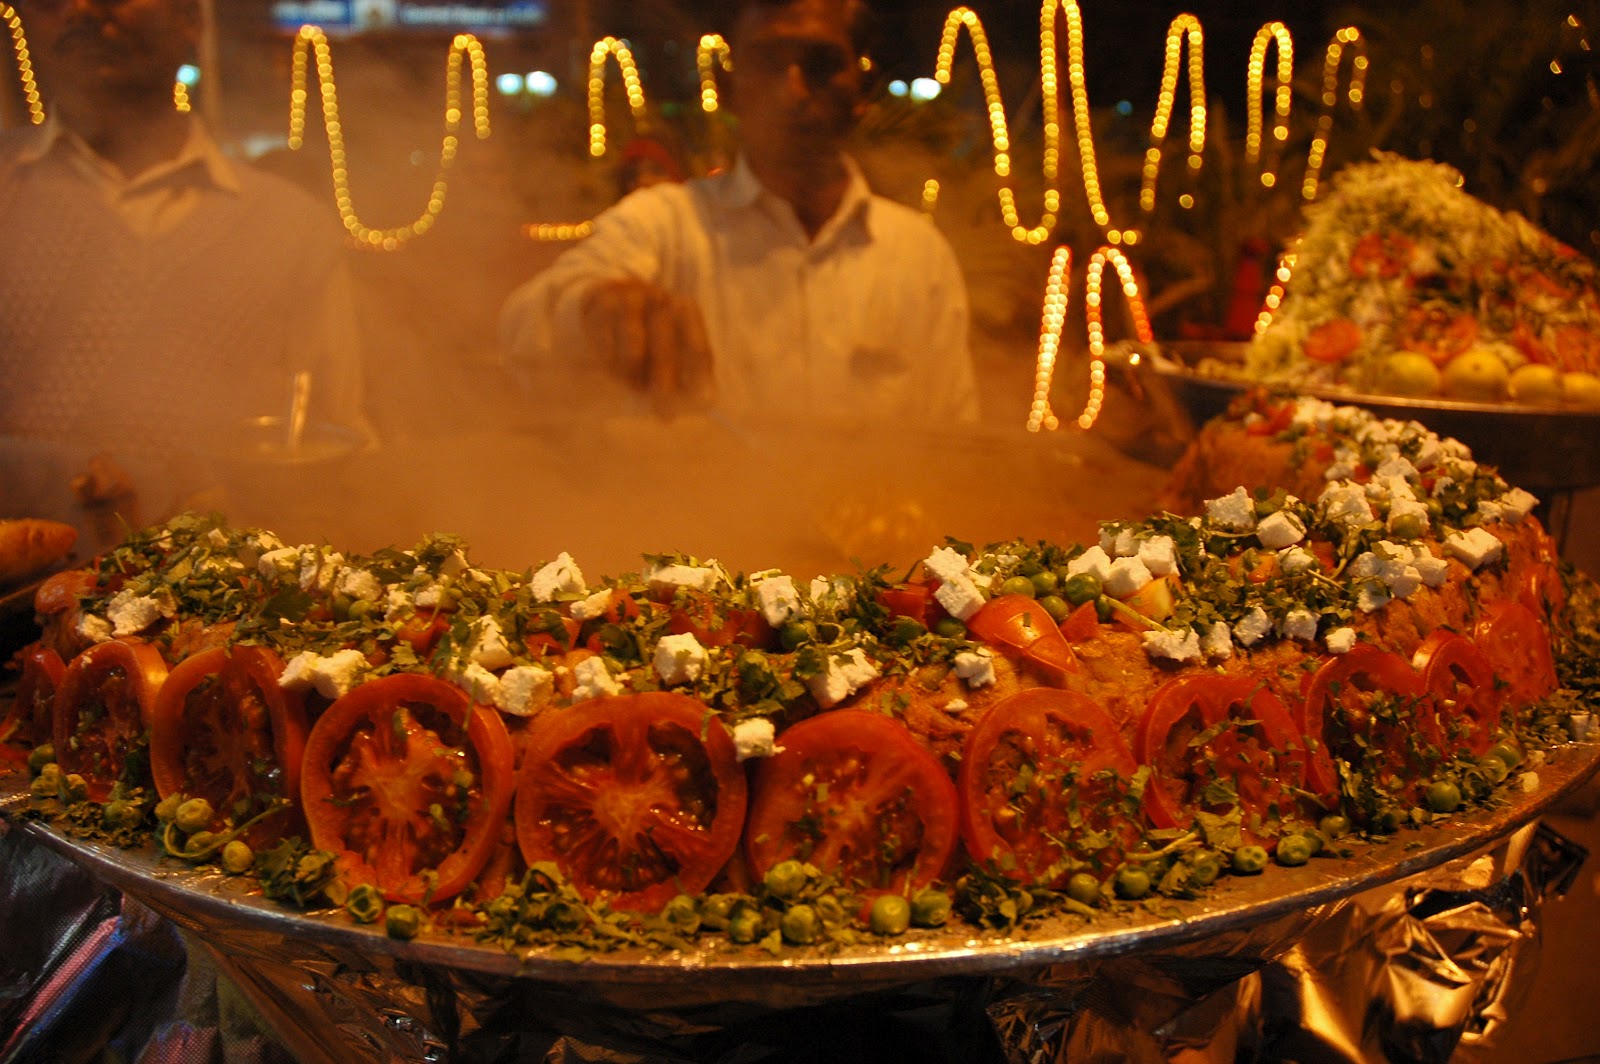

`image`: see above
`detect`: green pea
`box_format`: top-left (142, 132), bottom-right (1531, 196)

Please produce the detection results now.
top-left (661, 894), bottom-right (701, 933)
top-left (1389, 512), bottom-right (1427, 541)
top-left (1232, 845), bottom-right (1269, 875)
top-left (1301, 830), bottom-right (1325, 856)
top-left (728, 905), bottom-right (763, 944)
top-left (764, 859), bottom-right (808, 900)
top-left (1066, 872), bottom-right (1101, 905)
top-left (869, 894), bottom-right (912, 935)
top-left (889, 616), bottom-right (927, 644)
top-left (174, 797), bottom-right (216, 833)
top-left (221, 840), bottom-right (254, 875)
top-left (780, 904), bottom-right (819, 945)
top-left (58, 773), bottom-right (88, 804)
top-left (154, 792), bottom-right (184, 823)
top-left (1037, 595), bottom-right (1071, 623)
top-left (699, 894), bottom-right (737, 931)
top-left (385, 904), bottom-right (422, 940)
top-left (1478, 756), bottom-right (1509, 785)
top-left (813, 894), bottom-right (847, 928)
top-left (1318, 814), bottom-right (1351, 839)
top-left (779, 621), bottom-right (815, 651)
top-left (1426, 780), bottom-right (1462, 813)
top-left (1487, 742), bottom-right (1523, 769)
top-left (1030, 570), bottom-right (1061, 596)
top-left (346, 883), bottom-right (385, 924)
top-left (102, 800), bottom-right (142, 831)
top-left (330, 593), bottom-right (353, 622)
top-left (1115, 867), bottom-right (1151, 899)
top-left (910, 888), bottom-right (951, 927)
top-left (1275, 835), bottom-right (1314, 866)
top-left (1094, 596), bottom-right (1115, 623)
top-left (1371, 807), bottom-right (1405, 834)
top-left (998, 575), bottom-right (1036, 598)
top-left (1189, 853), bottom-right (1222, 886)
top-left (347, 597), bottom-right (375, 621)
top-left (30, 764), bottom-right (62, 799)
top-left (1061, 573), bottom-right (1102, 606)
top-left (932, 617), bottom-right (967, 639)
top-left (27, 743), bottom-right (55, 774)
top-left (184, 830), bottom-right (220, 857)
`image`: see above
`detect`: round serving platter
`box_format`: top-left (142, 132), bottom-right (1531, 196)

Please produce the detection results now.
top-left (1141, 341), bottom-right (1600, 493)
top-left (3, 738), bottom-right (1597, 1008)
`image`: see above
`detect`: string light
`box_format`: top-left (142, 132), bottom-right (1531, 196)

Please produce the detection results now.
top-left (1245, 21), bottom-right (1293, 188)
top-left (696, 33), bottom-right (730, 113)
top-left (2, 3), bottom-right (44, 126)
top-left (289, 26), bottom-right (490, 250)
top-left (1140, 13), bottom-right (1206, 214)
top-left (1078, 245), bottom-right (1153, 428)
top-left (1253, 250), bottom-right (1296, 333)
top-left (588, 36), bottom-right (647, 157)
top-left (525, 221), bottom-right (596, 242)
top-left (1027, 246), bottom-right (1072, 432)
top-left (173, 79), bottom-right (191, 114)
top-left (1302, 26), bottom-right (1367, 201)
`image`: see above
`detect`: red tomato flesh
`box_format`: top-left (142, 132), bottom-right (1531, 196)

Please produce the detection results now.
top-left (966, 594), bottom-right (1078, 684)
top-left (2, 644), bottom-right (65, 763)
top-left (1411, 631), bottom-right (1499, 758)
top-left (52, 640), bottom-right (169, 802)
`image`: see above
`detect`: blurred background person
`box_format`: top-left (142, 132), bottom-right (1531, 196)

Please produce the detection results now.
top-left (497, 0), bottom-right (979, 428)
top-left (0, 0), bottom-right (371, 542)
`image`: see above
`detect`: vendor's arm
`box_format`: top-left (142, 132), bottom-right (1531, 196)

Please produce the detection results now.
top-left (498, 191), bottom-right (713, 416)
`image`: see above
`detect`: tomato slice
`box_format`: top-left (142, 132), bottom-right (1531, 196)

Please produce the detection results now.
top-left (1472, 600), bottom-right (1558, 709)
top-left (150, 645), bottom-right (309, 845)
top-left (1133, 674), bottom-right (1313, 837)
top-left (667, 590), bottom-right (775, 649)
top-left (958, 688), bottom-right (1140, 885)
top-left (746, 709), bottom-right (958, 899)
top-left (51, 639), bottom-right (169, 802)
top-left (33, 568), bottom-right (100, 617)
top-left (1411, 631), bottom-right (1499, 758)
top-left (1058, 601), bottom-right (1101, 644)
top-left (301, 673), bottom-right (515, 905)
top-left (1300, 647), bottom-right (1439, 796)
top-left (877, 581), bottom-right (946, 629)
top-left (515, 691), bottom-right (747, 912)
top-left (2, 644), bottom-right (65, 763)
top-left (1303, 318), bottom-right (1363, 363)
top-left (966, 594), bottom-right (1078, 684)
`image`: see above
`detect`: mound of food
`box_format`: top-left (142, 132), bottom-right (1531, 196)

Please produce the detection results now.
top-left (2, 399), bottom-right (1595, 953)
top-left (1241, 154), bottom-right (1600, 406)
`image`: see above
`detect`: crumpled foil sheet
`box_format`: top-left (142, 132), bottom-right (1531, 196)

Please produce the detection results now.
top-left (0, 818), bottom-right (1586, 1064)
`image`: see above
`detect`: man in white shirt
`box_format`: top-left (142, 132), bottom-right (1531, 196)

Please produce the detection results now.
top-left (498, 0), bottom-right (980, 429)
top-left (0, 0), bottom-right (370, 533)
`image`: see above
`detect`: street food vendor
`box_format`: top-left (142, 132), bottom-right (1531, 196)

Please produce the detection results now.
top-left (497, 0), bottom-right (981, 427)
top-left (0, 0), bottom-right (372, 527)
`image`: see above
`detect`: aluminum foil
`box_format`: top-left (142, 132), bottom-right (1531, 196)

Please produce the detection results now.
top-left (0, 814), bottom-right (1587, 1064)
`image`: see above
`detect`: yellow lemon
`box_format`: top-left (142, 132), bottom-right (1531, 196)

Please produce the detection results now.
top-left (1441, 348), bottom-right (1510, 401)
top-left (1507, 363), bottom-right (1564, 405)
top-left (1373, 350), bottom-right (1442, 396)
top-left (1561, 371), bottom-right (1600, 408)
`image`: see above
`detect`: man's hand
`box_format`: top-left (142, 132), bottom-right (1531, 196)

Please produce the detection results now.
top-left (580, 279), bottom-right (714, 417)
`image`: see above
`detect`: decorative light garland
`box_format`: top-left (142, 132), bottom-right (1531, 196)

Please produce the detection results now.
top-left (2, 3), bottom-right (44, 126)
top-left (1253, 250), bottom-right (1296, 334)
top-left (289, 26), bottom-right (490, 250)
top-left (173, 79), bottom-right (191, 114)
top-left (1301, 26), bottom-right (1366, 202)
top-left (696, 33), bottom-right (730, 113)
top-left (588, 35), bottom-right (647, 157)
top-left (1140, 13), bottom-right (1206, 214)
top-left (1027, 246), bottom-right (1072, 432)
top-left (1245, 21), bottom-right (1293, 188)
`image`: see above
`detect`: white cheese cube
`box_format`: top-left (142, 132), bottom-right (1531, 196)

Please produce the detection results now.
top-left (1142, 627), bottom-right (1202, 663)
top-left (1100, 526), bottom-right (1140, 558)
top-left (809, 575), bottom-right (856, 612)
top-left (468, 616), bottom-right (516, 671)
top-left (278, 648), bottom-right (369, 699)
top-left (1065, 545), bottom-right (1113, 584)
top-left (335, 567), bottom-right (384, 603)
top-left (1205, 487), bottom-right (1257, 532)
top-left (106, 589), bottom-right (174, 637)
top-left (1443, 527), bottom-right (1504, 570)
top-left (732, 718), bottom-right (780, 762)
top-left (1280, 607), bottom-right (1320, 642)
top-left (1255, 510), bottom-right (1306, 550)
top-left (76, 614), bottom-right (113, 644)
top-left (649, 562), bottom-right (719, 593)
top-left (299, 549), bottom-right (343, 594)
top-left (1374, 455), bottom-right (1421, 483)
top-left (257, 546), bottom-right (300, 579)
top-left (1201, 622), bottom-right (1233, 660)
top-left (805, 648), bottom-right (880, 708)
top-left (494, 665), bottom-right (554, 716)
top-left (1319, 482), bottom-right (1375, 529)
top-left (1279, 546), bottom-right (1317, 574)
top-left (532, 552), bottom-right (586, 602)
top-left (1475, 499), bottom-right (1505, 524)
top-left (934, 572), bottom-right (985, 621)
top-left (1413, 552), bottom-right (1450, 588)
top-left (451, 662), bottom-right (501, 704)
top-left (1234, 606), bottom-right (1272, 647)
top-left (953, 648), bottom-right (997, 688)
top-left (1138, 535), bottom-right (1179, 577)
top-left (755, 575), bottom-right (800, 627)
top-left (654, 632), bottom-right (708, 685)
top-left (1499, 488), bottom-right (1538, 523)
top-left (569, 588), bottom-right (613, 622)
top-left (1324, 627), bottom-right (1358, 654)
top-left (570, 656), bottom-right (622, 702)
top-left (1356, 582), bottom-right (1391, 613)
top-left (1103, 556), bottom-right (1153, 598)
top-left (922, 546), bottom-right (972, 583)
top-left (1386, 495), bottom-right (1431, 535)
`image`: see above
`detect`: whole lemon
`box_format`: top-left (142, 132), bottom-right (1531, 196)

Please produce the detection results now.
top-left (1374, 351), bottom-right (1442, 396)
top-left (1508, 363), bottom-right (1564, 405)
top-left (1561, 371), bottom-right (1600, 408)
top-left (1441, 348), bottom-right (1510, 401)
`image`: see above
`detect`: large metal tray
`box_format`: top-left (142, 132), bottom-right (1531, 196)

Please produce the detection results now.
top-left (4, 738), bottom-right (1597, 1009)
top-left (1142, 341), bottom-right (1600, 493)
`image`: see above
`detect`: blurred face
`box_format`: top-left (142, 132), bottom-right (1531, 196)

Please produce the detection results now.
top-left (728, 0), bottom-right (866, 165)
top-left (21, 0), bottom-right (201, 103)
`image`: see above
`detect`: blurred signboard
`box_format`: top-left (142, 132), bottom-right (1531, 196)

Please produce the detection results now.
top-left (269, 1), bottom-right (548, 34)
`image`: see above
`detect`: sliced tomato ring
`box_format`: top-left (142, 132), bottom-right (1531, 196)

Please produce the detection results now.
top-left (1133, 674), bottom-right (1314, 836)
top-left (958, 688), bottom-right (1140, 886)
top-left (51, 639), bottom-right (169, 802)
top-left (2, 644), bottom-right (65, 763)
top-left (516, 692), bottom-right (747, 912)
top-left (1472, 600), bottom-right (1558, 709)
top-left (33, 568), bottom-right (100, 617)
top-left (301, 673), bottom-right (515, 905)
top-left (966, 594), bottom-right (1078, 684)
top-left (746, 708), bottom-right (957, 899)
top-left (1411, 631), bottom-right (1499, 758)
top-left (150, 645), bottom-right (309, 845)
top-left (1300, 646), bottom-right (1439, 794)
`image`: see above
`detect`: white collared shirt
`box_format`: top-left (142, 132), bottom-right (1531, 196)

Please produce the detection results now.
top-left (498, 156), bottom-right (979, 428)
